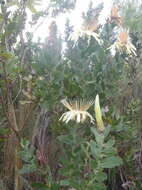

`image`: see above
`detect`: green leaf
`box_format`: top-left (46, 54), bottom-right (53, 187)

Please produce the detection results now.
top-left (104, 138), bottom-right (115, 147)
top-left (103, 125), bottom-right (111, 138)
top-left (81, 144), bottom-right (90, 158)
top-left (57, 135), bottom-right (72, 144)
top-left (59, 179), bottom-right (70, 186)
top-left (94, 182), bottom-right (106, 190)
top-left (95, 171), bottom-right (107, 182)
top-left (32, 182), bottom-right (48, 190)
top-left (19, 163), bottom-right (37, 174)
top-left (100, 156), bottom-right (123, 168)
top-left (90, 140), bottom-right (102, 158)
top-left (91, 128), bottom-right (104, 145)
top-left (32, 183), bottom-right (59, 190)
top-left (102, 139), bottom-right (116, 155)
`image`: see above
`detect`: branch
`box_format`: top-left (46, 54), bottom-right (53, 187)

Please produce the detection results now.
top-left (0, 88), bottom-right (21, 142)
top-left (13, 74), bottom-right (23, 103)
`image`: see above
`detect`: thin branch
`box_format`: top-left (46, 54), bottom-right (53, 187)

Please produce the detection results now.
top-left (20, 103), bottom-right (37, 130)
top-left (13, 75), bottom-right (23, 103)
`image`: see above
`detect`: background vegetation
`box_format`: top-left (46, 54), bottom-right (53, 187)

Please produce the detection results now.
top-left (0, 0), bottom-right (142, 189)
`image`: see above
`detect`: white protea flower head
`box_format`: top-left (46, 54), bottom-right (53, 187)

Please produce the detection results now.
top-left (59, 99), bottom-right (94, 124)
top-left (95, 94), bottom-right (105, 132)
top-left (70, 26), bottom-right (103, 45)
top-left (109, 29), bottom-right (136, 56)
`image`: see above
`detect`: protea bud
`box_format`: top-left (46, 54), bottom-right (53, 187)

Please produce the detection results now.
top-left (95, 94), bottom-right (105, 132)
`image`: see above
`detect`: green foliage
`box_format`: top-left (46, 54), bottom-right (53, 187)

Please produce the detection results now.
top-left (56, 123), bottom-right (122, 189)
top-left (32, 182), bottom-right (60, 190)
top-left (120, 0), bottom-right (142, 33)
top-left (0, 128), bottom-right (9, 135)
top-left (0, 0), bottom-right (142, 190)
top-left (50, 0), bottom-right (76, 15)
top-left (18, 139), bottom-right (37, 174)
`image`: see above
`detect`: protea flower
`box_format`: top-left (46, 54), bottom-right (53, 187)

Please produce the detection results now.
top-left (108, 5), bottom-right (122, 25)
top-left (59, 99), bottom-right (94, 123)
top-left (85, 19), bottom-right (99, 32)
top-left (70, 26), bottom-right (102, 45)
top-left (95, 94), bottom-right (105, 132)
top-left (110, 29), bottom-right (136, 56)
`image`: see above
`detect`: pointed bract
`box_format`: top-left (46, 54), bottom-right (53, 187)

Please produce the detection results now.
top-left (95, 94), bottom-right (105, 132)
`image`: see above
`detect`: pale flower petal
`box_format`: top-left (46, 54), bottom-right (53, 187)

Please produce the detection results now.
top-left (76, 112), bottom-right (81, 123)
top-left (61, 99), bottom-right (73, 111)
top-left (65, 112), bottom-right (74, 123)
